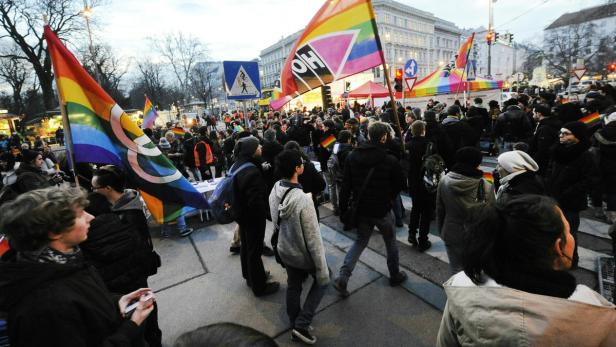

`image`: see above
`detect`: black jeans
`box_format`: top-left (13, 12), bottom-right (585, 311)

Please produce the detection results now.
top-left (286, 266), bottom-right (327, 330)
top-left (238, 218), bottom-right (268, 295)
top-left (409, 194), bottom-right (435, 243)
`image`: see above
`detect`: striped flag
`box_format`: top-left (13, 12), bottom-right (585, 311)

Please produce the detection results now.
top-left (142, 95), bottom-right (158, 129)
top-left (271, 0), bottom-right (384, 110)
top-left (580, 111), bottom-right (600, 127)
top-left (455, 33), bottom-right (475, 70)
top-left (320, 134), bottom-right (336, 149)
top-left (44, 26), bottom-right (208, 223)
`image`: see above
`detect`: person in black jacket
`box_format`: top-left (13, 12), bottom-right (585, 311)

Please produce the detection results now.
top-left (233, 136), bottom-right (280, 297)
top-left (407, 121), bottom-right (435, 251)
top-left (494, 100), bottom-right (532, 152)
top-left (182, 132), bottom-right (201, 181)
top-left (13, 149), bottom-right (62, 195)
top-left (529, 103), bottom-right (561, 176)
top-left (424, 110), bottom-right (453, 168)
top-left (594, 113), bottom-right (616, 242)
top-left (547, 121), bottom-right (600, 268)
top-left (91, 165), bottom-right (163, 346)
top-left (262, 129), bottom-right (284, 195)
top-left (441, 106), bottom-right (477, 167)
top-left (0, 187), bottom-right (154, 346)
top-left (495, 150), bottom-right (545, 203)
top-left (283, 141), bottom-right (326, 218)
top-left (333, 121), bottom-right (407, 297)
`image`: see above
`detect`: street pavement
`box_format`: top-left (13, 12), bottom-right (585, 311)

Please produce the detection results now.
top-left (144, 155), bottom-right (613, 346)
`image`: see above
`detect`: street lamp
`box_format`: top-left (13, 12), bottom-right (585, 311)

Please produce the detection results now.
top-left (81, 1), bottom-right (98, 83)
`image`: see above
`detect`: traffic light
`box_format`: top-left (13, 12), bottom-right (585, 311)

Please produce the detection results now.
top-left (394, 68), bottom-right (403, 92)
top-left (321, 85), bottom-right (333, 108)
top-left (486, 31), bottom-right (494, 45)
top-left (609, 63), bottom-right (616, 72)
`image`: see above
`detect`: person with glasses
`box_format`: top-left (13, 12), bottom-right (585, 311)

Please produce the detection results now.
top-left (546, 121), bottom-right (600, 269)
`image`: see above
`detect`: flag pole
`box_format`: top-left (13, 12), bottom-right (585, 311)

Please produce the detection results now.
top-left (43, 24), bottom-right (79, 186)
top-left (369, 0), bottom-right (405, 153)
top-left (454, 33), bottom-right (475, 102)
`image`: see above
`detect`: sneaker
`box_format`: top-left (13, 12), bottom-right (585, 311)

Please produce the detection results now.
top-left (179, 228), bottom-right (194, 237)
top-left (255, 281), bottom-right (280, 297)
top-left (333, 277), bottom-right (350, 297)
top-left (389, 271), bottom-right (408, 287)
top-left (417, 240), bottom-right (432, 252)
top-left (262, 245), bottom-right (275, 257)
top-left (407, 234), bottom-right (418, 246)
top-left (292, 328), bottom-right (317, 345)
top-left (229, 245), bottom-right (241, 254)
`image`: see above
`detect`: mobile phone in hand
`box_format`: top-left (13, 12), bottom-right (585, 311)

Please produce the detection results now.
top-left (124, 292), bottom-right (154, 316)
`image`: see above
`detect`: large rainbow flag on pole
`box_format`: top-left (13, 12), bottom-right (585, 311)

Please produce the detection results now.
top-left (44, 26), bottom-right (208, 223)
top-left (142, 95), bottom-right (158, 129)
top-left (455, 33), bottom-right (475, 69)
top-left (271, 0), bottom-right (384, 110)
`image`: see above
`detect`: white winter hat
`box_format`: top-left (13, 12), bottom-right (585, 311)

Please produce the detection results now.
top-left (606, 112), bottom-right (616, 125)
top-left (497, 150), bottom-right (539, 174)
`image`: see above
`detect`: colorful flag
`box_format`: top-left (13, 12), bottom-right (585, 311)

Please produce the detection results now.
top-left (455, 33), bottom-right (475, 69)
top-left (482, 171), bottom-right (494, 184)
top-left (580, 111), bottom-right (600, 126)
top-left (271, 0), bottom-right (384, 110)
top-left (171, 127), bottom-right (186, 136)
top-left (320, 134), bottom-right (336, 148)
top-left (142, 95), bottom-right (158, 129)
top-left (0, 235), bottom-right (9, 257)
top-left (44, 26), bottom-right (208, 223)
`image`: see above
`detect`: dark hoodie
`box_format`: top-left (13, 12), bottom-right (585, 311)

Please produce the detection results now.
top-left (0, 251), bottom-right (144, 346)
top-left (339, 143), bottom-right (403, 218)
top-left (14, 164), bottom-right (52, 194)
top-left (530, 116), bottom-right (562, 175)
top-left (594, 122), bottom-right (616, 193)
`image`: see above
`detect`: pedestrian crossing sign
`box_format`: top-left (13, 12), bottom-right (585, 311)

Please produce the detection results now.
top-left (223, 61), bottom-right (261, 100)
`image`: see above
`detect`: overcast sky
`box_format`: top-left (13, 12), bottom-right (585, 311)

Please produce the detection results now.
top-left (95, 0), bottom-right (605, 62)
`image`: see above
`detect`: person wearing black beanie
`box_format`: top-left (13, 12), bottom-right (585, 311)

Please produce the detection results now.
top-left (546, 121), bottom-right (600, 268)
top-left (437, 146), bottom-right (495, 273)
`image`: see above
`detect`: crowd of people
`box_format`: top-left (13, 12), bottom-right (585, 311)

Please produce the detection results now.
top-left (0, 82), bottom-right (616, 345)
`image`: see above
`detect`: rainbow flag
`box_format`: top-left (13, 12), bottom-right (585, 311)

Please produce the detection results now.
top-left (271, 0), bottom-right (383, 110)
top-left (0, 235), bottom-right (9, 257)
top-left (580, 112), bottom-right (600, 126)
top-left (171, 127), bottom-right (186, 136)
top-left (142, 95), bottom-right (158, 129)
top-left (455, 33), bottom-right (475, 69)
top-left (44, 26), bottom-right (208, 223)
top-left (483, 171), bottom-right (494, 184)
top-left (320, 134), bottom-right (336, 148)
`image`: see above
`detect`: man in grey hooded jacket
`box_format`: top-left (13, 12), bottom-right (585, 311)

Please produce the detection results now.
top-left (269, 149), bottom-right (329, 345)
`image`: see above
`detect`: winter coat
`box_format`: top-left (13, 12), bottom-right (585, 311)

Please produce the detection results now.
top-left (495, 171), bottom-right (546, 204)
top-left (182, 137), bottom-right (197, 168)
top-left (494, 105), bottom-right (532, 142)
top-left (262, 140), bottom-right (284, 193)
top-left (530, 116), bottom-right (562, 175)
top-left (167, 139), bottom-right (184, 168)
top-left (407, 136), bottom-right (432, 197)
top-left (80, 212), bottom-right (150, 294)
top-left (547, 142), bottom-right (600, 212)
top-left (315, 129), bottom-right (337, 171)
top-left (436, 170), bottom-right (495, 246)
top-left (234, 157), bottom-right (269, 223)
top-left (14, 164), bottom-right (52, 194)
top-left (339, 143), bottom-right (403, 218)
top-left (466, 105), bottom-right (489, 134)
top-left (594, 122), bottom-right (616, 193)
top-left (0, 252), bottom-right (146, 346)
top-left (441, 117), bottom-right (477, 156)
top-left (329, 143), bottom-right (353, 183)
top-left (437, 271), bottom-right (616, 347)
top-left (425, 120), bottom-right (454, 168)
top-left (111, 190), bottom-right (160, 277)
top-left (269, 181), bottom-right (329, 286)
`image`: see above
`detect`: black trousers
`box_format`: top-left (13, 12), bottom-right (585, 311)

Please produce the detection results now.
top-left (409, 193), bottom-right (435, 243)
top-left (563, 209), bottom-right (580, 267)
top-left (238, 218), bottom-right (268, 295)
top-left (134, 278), bottom-right (162, 347)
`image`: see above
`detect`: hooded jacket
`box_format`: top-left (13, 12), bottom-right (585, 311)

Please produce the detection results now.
top-left (269, 181), bottom-right (329, 286)
top-left (441, 117), bottom-right (478, 156)
top-left (530, 116), bottom-right (562, 175)
top-left (14, 164), bottom-right (52, 194)
top-left (494, 105), bottom-right (532, 142)
top-left (437, 271), bottom-right (616, 347)
top-left (436, 171), bottom-right (495, 246)
top-left (0, 251), bottom-right (144, 346)
top-left (339, 143), bottom-right (403, 218)
top-left (111, 190), bottom-right (160, 276)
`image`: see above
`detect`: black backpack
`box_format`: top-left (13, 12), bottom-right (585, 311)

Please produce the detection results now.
top-left (420, 142), bottom-right (445, 194)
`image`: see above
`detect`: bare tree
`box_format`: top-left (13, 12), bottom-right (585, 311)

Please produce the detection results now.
top-left (190, 62), bottom-right (214, 105)
top-left (0, 44), bottom-right (30, 115)
top-left (136, 60), bottom-right (167, 104)
top-left (153, 32), bottom-right (206, 99)
top-left (78, 43), bottom-right (129, 106)
top-left (542, 23), bottom-right (597, 86)
top-left (0, 0), bottom-right (97, 110)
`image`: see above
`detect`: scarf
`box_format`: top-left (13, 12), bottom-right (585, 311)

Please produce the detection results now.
top-left (21, 246), bottom-right (83, 265)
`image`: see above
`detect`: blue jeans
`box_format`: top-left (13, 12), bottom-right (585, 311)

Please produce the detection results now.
top-left (392, 194), bottom-right (404, 223)
top-left (339, 212), bottom-right (400, 282)
top-left (161, 215), bottom-right (187, 236)
top-left (286, 266), bottom-right (328, 330)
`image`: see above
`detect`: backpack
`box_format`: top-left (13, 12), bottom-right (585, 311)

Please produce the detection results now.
top-left (420, 142), bottom-right (445, 194)
top-left (207, 162), bottom-right (255, 224)
top-left (194, 140), bottom-right (214, 167)
top-left (326, 150), bottom-right (341, 181)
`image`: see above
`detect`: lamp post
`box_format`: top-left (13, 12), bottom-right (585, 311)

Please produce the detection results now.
top-left (81, 1), bottom-right (99, 83)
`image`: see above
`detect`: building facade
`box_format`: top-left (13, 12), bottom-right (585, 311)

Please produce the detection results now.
top-left (258, 0), bottom-right (461, 89)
